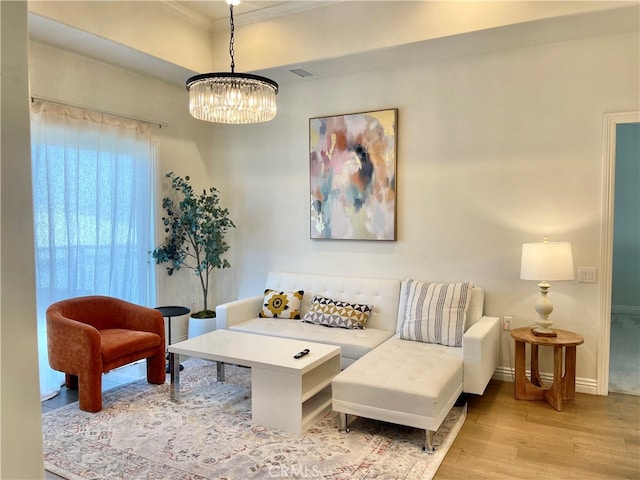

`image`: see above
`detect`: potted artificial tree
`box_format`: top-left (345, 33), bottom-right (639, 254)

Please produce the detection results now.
top-left (151, 172), bottom-right (235, 336)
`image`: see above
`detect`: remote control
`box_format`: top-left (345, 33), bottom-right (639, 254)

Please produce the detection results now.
top-left (293, 348), bottom-right (310, 359)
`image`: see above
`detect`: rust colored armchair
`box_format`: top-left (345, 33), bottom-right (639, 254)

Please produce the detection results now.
top-left (46, 295), bottom-right (166, 412)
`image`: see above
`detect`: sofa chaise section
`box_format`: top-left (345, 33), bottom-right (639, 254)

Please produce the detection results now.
top-left (332, 280), bottom-right (500, 452)
top-left (332, 337), bottom-right (463, 450)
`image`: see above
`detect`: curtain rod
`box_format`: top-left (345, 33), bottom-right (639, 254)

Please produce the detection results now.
top-left (30, 94), bottom-right (168, 129)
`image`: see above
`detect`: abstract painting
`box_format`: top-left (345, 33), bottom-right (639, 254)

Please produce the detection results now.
top-left (309, 109), bottom-right (397, 240)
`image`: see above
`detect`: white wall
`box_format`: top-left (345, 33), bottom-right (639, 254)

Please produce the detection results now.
top-left (210, 29), bottom-right (640, 390)
top-left (25, 18), bottom-right (640, 390)
top-left (28, 41), bottom-right (217, 343)
top-left (1, 2), bottom-right (45, 477)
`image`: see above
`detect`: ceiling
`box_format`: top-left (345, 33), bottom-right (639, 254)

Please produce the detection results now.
top-left (28, 2), bottom-right (640, 89)
top-left (28, 0), bottom-right (339, 86)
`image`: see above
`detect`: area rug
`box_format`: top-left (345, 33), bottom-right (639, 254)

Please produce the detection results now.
top-left (43, 358), bottom-right (466, 480)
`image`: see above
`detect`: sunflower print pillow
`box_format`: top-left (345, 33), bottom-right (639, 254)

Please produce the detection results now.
top-left (258, 289), bottom-right (304, 319)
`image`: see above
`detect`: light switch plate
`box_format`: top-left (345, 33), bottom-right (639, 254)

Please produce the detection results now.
top-left (578, 266), bottom-right (597, 283)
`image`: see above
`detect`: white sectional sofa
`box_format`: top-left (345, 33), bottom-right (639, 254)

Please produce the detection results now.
top-left (216, 271), bottom-right (500, 451)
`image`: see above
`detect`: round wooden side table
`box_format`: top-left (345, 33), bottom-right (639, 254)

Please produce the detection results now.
top-left (511, 327), bottom-right (584, 411)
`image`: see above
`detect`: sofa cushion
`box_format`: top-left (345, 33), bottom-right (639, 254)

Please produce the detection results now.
top-left (258, 289), bottom-right (304, 319)
top-left (229, 317), bottom-right (394, 362)
top-left (399, 280), bottom-right (472, 347)
top-left (301, 295), bottom-right (372, 329)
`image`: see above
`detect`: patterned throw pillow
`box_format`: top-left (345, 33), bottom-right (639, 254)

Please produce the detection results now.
top-left (259, 289), bottom-right (304, 319)
top-left (302, 295), bottom-right (373, 329)
top-left (399, 280), bottom-right (472, 347)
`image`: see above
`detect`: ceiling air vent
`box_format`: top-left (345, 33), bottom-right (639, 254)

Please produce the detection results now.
top-left (288, 67), bottom-right (316, 78)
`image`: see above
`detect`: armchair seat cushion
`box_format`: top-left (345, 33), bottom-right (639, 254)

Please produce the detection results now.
top-left (100, 329), bottom-right (162, 364)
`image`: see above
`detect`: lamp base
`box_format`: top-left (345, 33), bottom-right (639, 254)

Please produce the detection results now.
top-left (531, 281), bottom-right (557, 337)
top-left (531, 327), bottom-right (557, 337)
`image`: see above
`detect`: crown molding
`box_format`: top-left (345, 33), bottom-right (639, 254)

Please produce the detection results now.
top-left (157, 1), bottom-right (338, 32)
top-left (212, 1), bottom-right (336, 31)
top-left (156, 1), bottom-right (215, 31)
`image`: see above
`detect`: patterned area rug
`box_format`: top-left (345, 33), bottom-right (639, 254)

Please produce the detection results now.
top-left (43, 358), bottom-right (466, 479)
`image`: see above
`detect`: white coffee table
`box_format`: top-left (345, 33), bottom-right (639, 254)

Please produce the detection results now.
top-left (168, 330), bottom-right (341, 434)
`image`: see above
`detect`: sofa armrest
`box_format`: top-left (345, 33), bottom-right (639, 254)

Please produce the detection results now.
top-left (215, 295), bottom-right (264, 329)
top-left (462, 315), bottom-right (500, 395)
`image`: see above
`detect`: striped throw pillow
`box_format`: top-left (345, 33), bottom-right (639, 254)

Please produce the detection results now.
top-left (399, 280), bottom-right (472, 347)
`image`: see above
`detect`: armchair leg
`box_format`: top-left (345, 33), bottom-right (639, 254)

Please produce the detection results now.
top-left (146, 352), bottom-right (166, 384)
top-left (65, 373), bottom-right (78, 389)
top-left (78, 372), bottom-right (103, 412)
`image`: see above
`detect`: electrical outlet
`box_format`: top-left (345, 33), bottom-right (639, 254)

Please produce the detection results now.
top-left (503, 316), bottom-right (513, 331)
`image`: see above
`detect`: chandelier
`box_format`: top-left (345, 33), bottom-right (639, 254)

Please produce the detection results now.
top-left (186, 0), bottom-right (279, 124)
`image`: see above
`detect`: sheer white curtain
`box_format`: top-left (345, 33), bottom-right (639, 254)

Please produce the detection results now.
top-left (30, 99), bottom-right (157, 400)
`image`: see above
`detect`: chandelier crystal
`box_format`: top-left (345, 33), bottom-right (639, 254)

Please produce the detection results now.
top-left (186, 2), bottom-right (279, 124)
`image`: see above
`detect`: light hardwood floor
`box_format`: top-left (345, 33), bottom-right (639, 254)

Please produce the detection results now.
top-left (436, 380), bottom-right (640, 479)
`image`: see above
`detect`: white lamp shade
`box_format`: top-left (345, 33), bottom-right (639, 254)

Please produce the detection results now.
top-left (520, 241), bottom-right (575, 281)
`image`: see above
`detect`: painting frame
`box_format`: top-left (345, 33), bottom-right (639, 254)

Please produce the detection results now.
top-left (309, 108), bottom-right (398, 241)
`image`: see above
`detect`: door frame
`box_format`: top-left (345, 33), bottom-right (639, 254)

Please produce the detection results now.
top-left (597, 111), bottom-right (640, 395)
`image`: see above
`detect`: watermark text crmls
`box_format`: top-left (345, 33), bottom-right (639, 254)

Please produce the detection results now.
top-left (268, 464), bottom-right (321, 478)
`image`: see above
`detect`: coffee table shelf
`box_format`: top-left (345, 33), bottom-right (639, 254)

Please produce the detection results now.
top-left (302, 360), bottom-right (337, 401)
top-left (302, 386), bottom-right (332, 431)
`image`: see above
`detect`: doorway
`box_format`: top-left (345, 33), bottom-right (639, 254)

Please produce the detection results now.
top-left (610, 121), bottom-right (640, 395)
top-left (599, 112), bottom-right (640, 396)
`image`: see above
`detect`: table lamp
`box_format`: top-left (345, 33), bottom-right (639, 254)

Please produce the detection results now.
top-left (520, 236), bottom-right (575, 337)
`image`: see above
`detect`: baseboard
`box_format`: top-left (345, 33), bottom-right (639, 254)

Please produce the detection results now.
top-left (612, 305), bottom-right (640, 317)
top-left (492, 367), bottom-right (597, 395)
top-left (493, 366), bottom-right (515, 383)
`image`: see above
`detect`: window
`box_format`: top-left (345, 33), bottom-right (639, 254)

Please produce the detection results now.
top-left (30, 99), bottom-right (157, 399)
